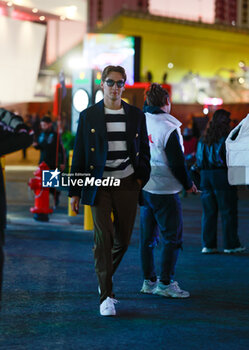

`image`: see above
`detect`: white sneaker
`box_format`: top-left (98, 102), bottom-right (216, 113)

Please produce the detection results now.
top-left (140, 279), bottom-right (158, 294)
top-left (100, 297), bottom-right (118, 316)
top-left (201, 247), bottom-right (218, 254)
top-left (153, 281), bottom-right (190, 298)
top-left (224, 246), bottom-right (246, 254)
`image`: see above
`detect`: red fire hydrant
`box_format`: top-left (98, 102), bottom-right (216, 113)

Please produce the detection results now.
top-left (28, 162), bottom-right (53, 221)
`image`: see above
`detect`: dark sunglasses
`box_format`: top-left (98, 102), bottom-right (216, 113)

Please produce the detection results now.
top-left (105, 79), bottom-right (125, 88)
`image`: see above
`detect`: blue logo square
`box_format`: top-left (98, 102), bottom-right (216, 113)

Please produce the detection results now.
top-left (42, 169), bottom-right (60, 188)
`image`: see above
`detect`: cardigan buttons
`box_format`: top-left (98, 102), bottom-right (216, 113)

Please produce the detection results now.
top-left (91, 147), bottom-right (95, 152)
top-left (90, 165), bottom-right (94, 170)
top-left (91, 129), bottom-right (95, 133)
top-left (136, 152), bottom-right (139, 156)
top-left (136, 133), bottom-right (139, 138)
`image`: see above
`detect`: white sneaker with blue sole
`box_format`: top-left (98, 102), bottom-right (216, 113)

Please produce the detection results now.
top-left (153, 281), bottom-right (190, 298)
top-left (140, 279), bottom-right (158, 294)
top-left (224, 246), bottom-right (246, 254)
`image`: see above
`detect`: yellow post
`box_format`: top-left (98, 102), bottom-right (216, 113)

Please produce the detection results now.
top-left (68, 149), bottom-right (94, 229)
top-left (84, 205), bottom-right (94, 230)
top-left (0, 157), bottom-right (5, 187)
top-left (84, 207), bottom-right (113, 230)
top-left (68, 150), bottom-right (77, 217)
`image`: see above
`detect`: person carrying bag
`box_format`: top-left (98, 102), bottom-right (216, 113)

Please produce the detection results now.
top-left (226, 114), bottom-right (249, 185)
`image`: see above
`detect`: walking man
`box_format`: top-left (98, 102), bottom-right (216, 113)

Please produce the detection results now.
top-left (69, 65), bottom-right (151, 316)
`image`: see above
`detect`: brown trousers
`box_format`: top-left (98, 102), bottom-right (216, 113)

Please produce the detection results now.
top-left (91, 175), bottom-right (140, 303)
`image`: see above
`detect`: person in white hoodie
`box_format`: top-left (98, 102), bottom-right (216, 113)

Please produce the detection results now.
top-left (140, 83), bottom-right (197, 298)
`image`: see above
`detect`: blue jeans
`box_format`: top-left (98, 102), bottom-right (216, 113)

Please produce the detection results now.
top-left (0, 245), bottom-right (3, 303)
top-left (140, 191), bottom-right (183, 285)
top-left (200, 169), bottom-right (241, 249)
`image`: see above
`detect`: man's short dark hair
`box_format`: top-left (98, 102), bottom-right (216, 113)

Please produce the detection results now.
top-left (41, 116), bottom-right (52, 124)
top-left (101, 65), bottom-right (127, 82)
top-left (146, 83), bottom-right (169, 107)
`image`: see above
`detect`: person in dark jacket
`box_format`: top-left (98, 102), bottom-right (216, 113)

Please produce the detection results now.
top-left (33, 115), bottom-right (66, 207)
top-left (196, 109), bottom-right (245, 254)
top-left (34, 116), bottom-right (66, 170)
top-left (0, 111), bottom-right (33, 305)
top-left (69, 65), bottom-right (151, 316)
top-left (140, 84), bottom-right (197, 298)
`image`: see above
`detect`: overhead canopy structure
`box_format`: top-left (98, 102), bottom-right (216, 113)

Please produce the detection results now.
top-left (0, 0), bottom-right (87, 21)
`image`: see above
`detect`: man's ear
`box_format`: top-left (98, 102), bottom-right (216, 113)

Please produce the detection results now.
top-left (100, 80), bottom-right (104, 89)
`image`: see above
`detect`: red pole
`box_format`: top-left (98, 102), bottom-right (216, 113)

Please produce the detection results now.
top-left (55, 86), bottom-right (62, 170)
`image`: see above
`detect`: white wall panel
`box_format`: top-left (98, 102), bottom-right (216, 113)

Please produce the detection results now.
top-left (46, 20), bottom-right (86, 65)
top-left (0, 17), bottom-right (46, 104)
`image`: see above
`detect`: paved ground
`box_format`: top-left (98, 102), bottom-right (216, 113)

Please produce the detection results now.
top-left (0, 170), bottom-right (249, 350)
top-left (4, 147), bottom-right (39, 166)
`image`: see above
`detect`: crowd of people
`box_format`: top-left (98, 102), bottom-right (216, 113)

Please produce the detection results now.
top-left (0, 65), bottom-right (246, 315)
top-left (69, 65), bottom-right (246, 316)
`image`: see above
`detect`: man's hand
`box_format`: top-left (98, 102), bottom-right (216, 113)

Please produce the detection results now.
top-left (71, 196), bottom-right (80, 214)
top-left (60, 164), bottom-right (66, 172)
top-left (187, 182), bottom-right (198, 194)
top-left (136, 178), bottom-right (142, 189)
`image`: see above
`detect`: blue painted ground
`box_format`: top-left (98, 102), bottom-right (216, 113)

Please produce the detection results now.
top-left (0, 171), bottom-right (249, 350)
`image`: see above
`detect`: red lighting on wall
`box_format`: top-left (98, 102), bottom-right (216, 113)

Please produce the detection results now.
top-left (11, 10), bottom-right (41, 22)
top-left (0, 3), bottom-right (59, 22)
